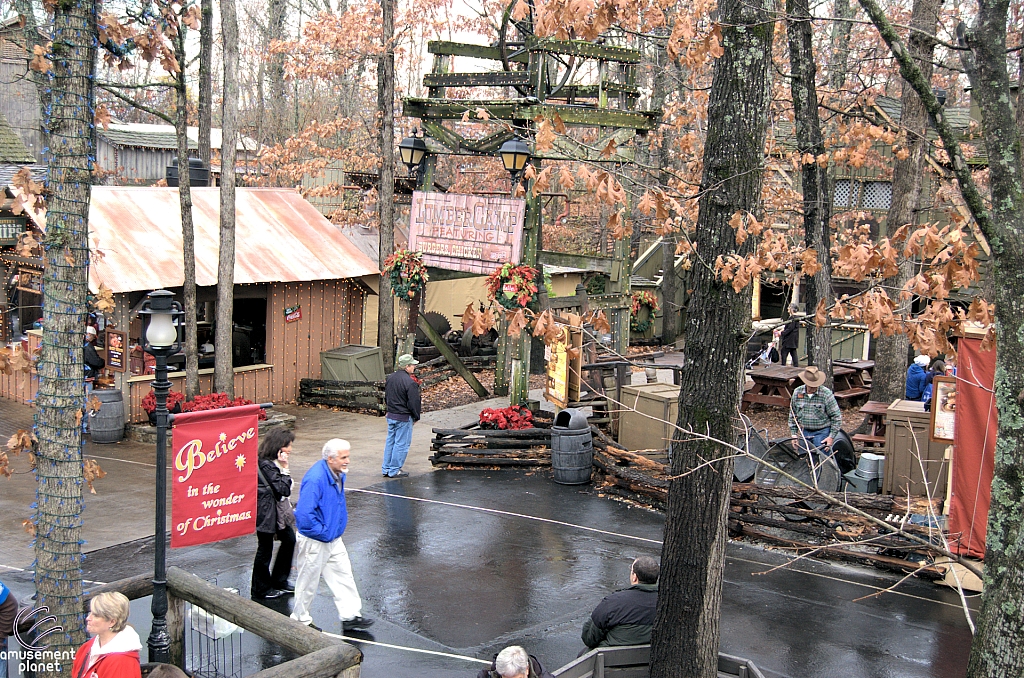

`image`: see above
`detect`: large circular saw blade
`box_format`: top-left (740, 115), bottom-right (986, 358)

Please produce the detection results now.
top-left (416, 311), bottom-right (452, 343)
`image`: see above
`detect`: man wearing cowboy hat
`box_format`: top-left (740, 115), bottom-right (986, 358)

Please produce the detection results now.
top-left (788, 366), bottom-right (843, 455)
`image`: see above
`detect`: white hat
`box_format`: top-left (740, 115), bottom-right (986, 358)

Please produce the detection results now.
top-left (85, 326), bottom-right (97, 337)
top-left (914, 355), bottom-right (930, 367)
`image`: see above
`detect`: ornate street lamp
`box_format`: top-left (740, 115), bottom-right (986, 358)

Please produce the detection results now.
top-left (398, 132), bottom-right (429, 188)
top-left (138, 289), bottom-right (183, 664)
top-left (499, 136), bottom-right (531, 188)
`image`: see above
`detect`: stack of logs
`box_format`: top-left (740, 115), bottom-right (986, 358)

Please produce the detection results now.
top-left (298, 378), bottom-right (385, 414)
top-left (591, 428), bottom-right (946, 576)
top-left (430, 411), bottom-right (554, 467)
top-left (415, 354), bottom-right (496, 388)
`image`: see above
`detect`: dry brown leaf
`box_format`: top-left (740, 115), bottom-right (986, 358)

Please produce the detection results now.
top-left (536, 119), bottom-right (555, 152)
top-left (83, 459), bottom-right (106, 494)
top-left (23, 519), bottom-right (36, 537)
top-left (553, 112), bottom-right (566, 134)
top-left (600, 138), bottom-right (617, 159)
top-left (591, 310), bottom-right (612, 335)
top-left (461, 303), bottom-right (477, 332)
top-left (814, 299), bottom-right (828, 328)
top-left (506, 309), bottom-right (529, 337)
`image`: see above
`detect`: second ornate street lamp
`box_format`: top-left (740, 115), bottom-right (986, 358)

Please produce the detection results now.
top-left (138, 289), bottom-right (183, 664)
top-left (399, 132), bottom-right (429, 188)
top-left (499, 136), bottom-right (531, 190)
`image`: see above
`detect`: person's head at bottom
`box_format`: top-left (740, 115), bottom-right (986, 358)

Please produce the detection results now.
top-left (494, 646), bottom-right (532, 678)
top-left (630, 556), bottom-right (660, 585)
top-left (87, 592), bottom-right (131, 641)
top-left (323, 438), bottom-right (351, 474)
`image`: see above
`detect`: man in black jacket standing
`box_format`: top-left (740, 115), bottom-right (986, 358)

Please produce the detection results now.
top-left (778, 303), bottom-right (801, 366)
top-left (582, 556), bottom-right (659, 650)
top-left (382, 354), bottom-right (421, 478)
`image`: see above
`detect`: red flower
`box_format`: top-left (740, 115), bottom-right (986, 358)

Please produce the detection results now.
top-left (479, 405), bottom-right (534, 430)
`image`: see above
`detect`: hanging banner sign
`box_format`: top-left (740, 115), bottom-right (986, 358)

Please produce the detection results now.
top-left (170, 404), bottom-right (260, 547)
top-left (408, 190), bottom-right (525, 275)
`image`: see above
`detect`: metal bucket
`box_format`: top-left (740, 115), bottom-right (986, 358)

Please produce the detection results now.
top-left (90, 388), bottom-right (125, 444)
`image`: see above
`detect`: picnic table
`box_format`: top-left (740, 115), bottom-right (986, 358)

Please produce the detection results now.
top-left (741, 360), bottom-right (875, 412)
top-left (852, 399), bottom-right (888, 449)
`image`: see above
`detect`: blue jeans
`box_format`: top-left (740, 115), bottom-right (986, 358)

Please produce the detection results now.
top-left (382, 418), bottom-right (413, 477)
top-left (795, 427), bottom-right (831, 457)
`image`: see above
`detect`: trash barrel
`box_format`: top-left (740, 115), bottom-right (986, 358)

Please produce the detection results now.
top-left (551, 408), bottom-right (593, 485)
top-left (90, 388), bottom-right (125, 444)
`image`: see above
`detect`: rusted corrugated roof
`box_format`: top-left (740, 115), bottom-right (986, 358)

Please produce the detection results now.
top-left (88, 187), bottom-right (379, 293)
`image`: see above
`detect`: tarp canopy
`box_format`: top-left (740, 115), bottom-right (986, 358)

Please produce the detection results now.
top-left (87, 187), bottom-right (379, 294)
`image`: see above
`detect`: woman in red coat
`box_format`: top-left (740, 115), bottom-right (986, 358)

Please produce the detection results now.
top-left (72, 592), bottom-right (142, 678)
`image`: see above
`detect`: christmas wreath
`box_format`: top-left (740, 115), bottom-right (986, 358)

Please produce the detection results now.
top-left (485, 263), bottom-right (540, 310)
top-left (630, 290), bottom-right (659, 333)
top-left (382, 249), bottom-right (429, 299)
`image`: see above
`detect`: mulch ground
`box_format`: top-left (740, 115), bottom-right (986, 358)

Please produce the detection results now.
top-left (420, 372), bottom-right (547, 412)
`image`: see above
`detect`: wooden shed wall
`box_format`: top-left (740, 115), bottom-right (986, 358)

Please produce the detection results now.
top-left (95, 141), bottom-right (178, 184)
top-left (0, 61), bottom-right (43, 160)
top-left (265, 280), bottom-right (366, 402)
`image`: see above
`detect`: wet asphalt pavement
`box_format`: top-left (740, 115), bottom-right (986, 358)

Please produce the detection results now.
top-left (4, 470), bottom-right (974, 678)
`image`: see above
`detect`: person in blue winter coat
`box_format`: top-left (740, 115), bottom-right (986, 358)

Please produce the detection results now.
top-left (905, 354), bottom-right (932, 400)
top-left (290, 439), bottom-right (374, 632)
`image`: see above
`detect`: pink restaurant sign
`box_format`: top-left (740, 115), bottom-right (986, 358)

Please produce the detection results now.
top-left (408, 190), bottom-right (526, 274)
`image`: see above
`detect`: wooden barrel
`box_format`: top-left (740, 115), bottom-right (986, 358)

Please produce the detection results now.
top-left (90, 388), bottom-right (125, 444)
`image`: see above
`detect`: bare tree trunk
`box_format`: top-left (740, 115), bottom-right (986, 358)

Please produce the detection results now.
top-left (32, 0), bottom-right (96, 667)
top-left (828, 0), bottom-right (854, 91)
top-left (198, 0), bottom-right (213, 167)
top-left (956, 4), bottom-right (1024, 674)
top-left (788, 0), bottom-right (833, 384)
top-left (267, 0), bottom-right (288, 144)
top-left (868, 0), bottom-right (940, 404)
top-left (216, 0), bottom-right (240, 396)
top-left (649, 4), bottom-right (773, 677)
top-left (377, 0), bottom-right (396, 371)
top-left (175, 31), bottom-right (200, 399)
top-left (857, 0), bottom-right (1024, 671)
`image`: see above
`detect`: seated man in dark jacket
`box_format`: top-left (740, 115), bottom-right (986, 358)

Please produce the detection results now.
top-left (582, 556), bottom-right (659, 650)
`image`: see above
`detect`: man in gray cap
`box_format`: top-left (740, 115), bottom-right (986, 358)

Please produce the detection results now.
top-left (382, 354), bottom-right (421, 478)
top-left (788, 366), bottom-right (842, 455)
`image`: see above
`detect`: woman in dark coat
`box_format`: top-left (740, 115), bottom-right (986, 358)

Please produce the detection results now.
top-left (251, 428), bottom-right (296, 599)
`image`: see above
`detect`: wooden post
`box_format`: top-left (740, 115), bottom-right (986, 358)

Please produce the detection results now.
top-left (510, 171), bottom-right (542, 405)
top-left (167, 590), bottom-right (185, 669)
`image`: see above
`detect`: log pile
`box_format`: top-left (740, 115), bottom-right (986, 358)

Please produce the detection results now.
top-left (430, 412), bottom-right (554, 467)
top-left (298, 378), bottom-right (385, 414)
top-left (416, 354), bottom-right (496, 388)
top-left (590, 430), bottom-right (947, 576)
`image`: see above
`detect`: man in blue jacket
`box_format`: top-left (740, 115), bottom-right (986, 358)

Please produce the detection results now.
top-left (905, 354), bottom-right (931, 400)
top-left (290, 439), bottom-right (374, 631)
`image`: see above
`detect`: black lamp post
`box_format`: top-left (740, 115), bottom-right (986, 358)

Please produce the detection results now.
top-left (139, 289), bottom-right (183, 664)
top-left (399, 132), bottom-right (429, 188)
top-left (499, 136), bottom-right (531, 190)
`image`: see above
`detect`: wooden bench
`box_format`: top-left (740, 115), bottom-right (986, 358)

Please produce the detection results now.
top-left (852, 433), bottom-right (886, 448)
top-left (834, 386), bottom-right (871, 400)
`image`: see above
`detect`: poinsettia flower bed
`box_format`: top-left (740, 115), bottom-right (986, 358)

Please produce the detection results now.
top-left (184, 392), bottom-right (268, 420)
top-left (141, 389), bottom-right (186, 415)
top-left (141, 390), bottom-right (267, 420)
top-left (479, 405), bottom-right (534, 430)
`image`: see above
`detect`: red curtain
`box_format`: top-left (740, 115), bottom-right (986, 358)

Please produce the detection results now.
top-left (948, 337), bottom-right (997, 560)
